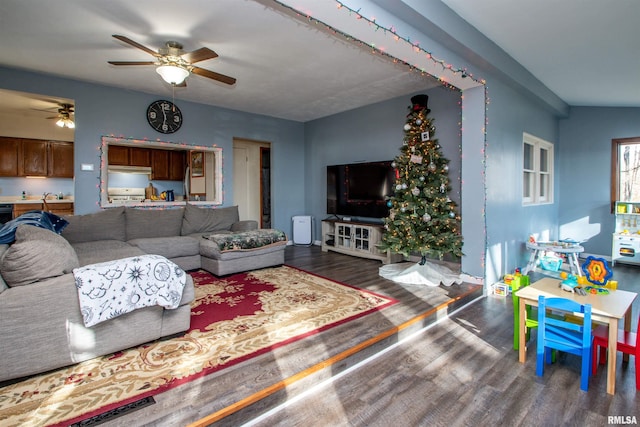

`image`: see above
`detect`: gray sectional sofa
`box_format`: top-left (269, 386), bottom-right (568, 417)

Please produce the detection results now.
top-left (0, 204), bottom-right (286, 382)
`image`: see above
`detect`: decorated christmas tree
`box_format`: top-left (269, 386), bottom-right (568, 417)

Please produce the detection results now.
top-left (379, 94), bottom-right (463, 267)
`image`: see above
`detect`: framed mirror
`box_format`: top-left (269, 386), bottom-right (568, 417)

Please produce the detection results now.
top-left (100, 136), bottom-right (223, 207)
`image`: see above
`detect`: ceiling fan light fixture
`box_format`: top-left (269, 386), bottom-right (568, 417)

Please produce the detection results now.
top-left (156, 64), bottom-right (190, 85)
top-left (56, 117), bottom-right (75, 129)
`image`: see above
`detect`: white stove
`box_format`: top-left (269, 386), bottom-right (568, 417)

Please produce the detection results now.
top-left (107, 187), bottom-right (145, 204)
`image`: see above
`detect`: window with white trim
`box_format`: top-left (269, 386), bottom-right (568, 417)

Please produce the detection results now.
top-left (523, 133), bottom-right (554, 205)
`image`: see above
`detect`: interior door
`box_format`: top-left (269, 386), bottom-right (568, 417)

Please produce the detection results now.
top-left (233, 139), bottom-right (271, 224)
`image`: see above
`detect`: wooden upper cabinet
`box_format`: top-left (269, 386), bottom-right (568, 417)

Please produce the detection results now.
top-left (0, 137), bottom-right (21, 176)
top-left (0, 137), bottom-right (73, 177)
top-left (21, 139), bottom-right (48, 176)
top-left (108, 145), bottom-right (129, 165)
top-left (169, 150), bottom-right (186, 181)
top-left (129, 147), bottom-right (151, 167)
top-left (48, 141), bottom-right (74, 178)
top-left (151, 149), bottom-right (170, 180)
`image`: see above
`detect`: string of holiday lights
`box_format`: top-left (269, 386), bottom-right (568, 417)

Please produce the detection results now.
top-left (269, 0), bottom-right (489, 273)
top-left (98, 136), bottom-right (224, 209)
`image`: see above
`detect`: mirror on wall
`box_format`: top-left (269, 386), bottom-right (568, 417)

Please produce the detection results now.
top-left (100, 136), bottom-right (222, 207)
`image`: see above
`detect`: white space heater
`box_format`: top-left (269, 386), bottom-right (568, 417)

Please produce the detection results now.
top-left (292, 215), bottom-right (313, 246)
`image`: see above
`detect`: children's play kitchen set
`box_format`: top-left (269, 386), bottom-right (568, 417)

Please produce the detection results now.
top-left (612, 201), bottom-right (640, 265)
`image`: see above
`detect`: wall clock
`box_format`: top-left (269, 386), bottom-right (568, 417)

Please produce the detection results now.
top-left (146, 100), bottom-right (183, 134)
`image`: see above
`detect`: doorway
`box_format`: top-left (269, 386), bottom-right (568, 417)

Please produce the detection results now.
top-left (233, 138), bottom-right (271, 227)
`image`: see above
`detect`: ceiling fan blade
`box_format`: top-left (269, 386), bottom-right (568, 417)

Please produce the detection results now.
top-left (112, 34), bottom-right (160, 57)
top-left (181, 47), bottom-right (218, 64)
top-left (108, 61), bottom-right (157, 66)
top-left (191, 66), bottom-right (236, 85)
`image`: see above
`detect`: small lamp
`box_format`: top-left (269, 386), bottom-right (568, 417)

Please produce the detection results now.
top-left (156, 65), bottom-right (190, 85)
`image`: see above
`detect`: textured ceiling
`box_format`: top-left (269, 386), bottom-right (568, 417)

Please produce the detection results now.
top-left (441, 0), bottom-right (640, 107)
top-left (0, 0), bottom-right (636, 125)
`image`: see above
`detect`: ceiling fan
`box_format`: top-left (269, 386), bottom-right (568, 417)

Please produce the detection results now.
top-left (47, 103), bottom-right (75, 128)
top-left (108, 35), bottom-right (236, 86)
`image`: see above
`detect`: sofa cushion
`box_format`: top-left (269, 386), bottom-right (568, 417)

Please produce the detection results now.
top-left (126, 207), bottom-right (184, 240)
top-left (181, 204), bottom-right (239, 235)
top-left (0, 244), bottom-right (7, 294)
top-left (0, 225), bottom-right (80, 287)
top-left (128, 236), bottom-right (200, 259)
top-left (62, 207), bottom-right (126, 243)
top-left (72, 240), bottom-right (146, 267)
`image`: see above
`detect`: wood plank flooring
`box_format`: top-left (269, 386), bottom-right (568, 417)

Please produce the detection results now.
top-left (99, 246), bottom-right (638, 426)
top-left (244, 252), bottom-right (640, 427)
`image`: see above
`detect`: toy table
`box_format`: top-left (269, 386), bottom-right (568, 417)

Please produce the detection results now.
top-left (523, 241), bottom-right (584, 276)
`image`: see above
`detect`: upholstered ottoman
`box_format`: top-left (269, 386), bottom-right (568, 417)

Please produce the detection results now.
top-left (199, 229), bottom-right (287, 276)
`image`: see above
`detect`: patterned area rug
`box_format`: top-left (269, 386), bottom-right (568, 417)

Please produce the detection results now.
top-left (0, 265), bottom-right (397, 427)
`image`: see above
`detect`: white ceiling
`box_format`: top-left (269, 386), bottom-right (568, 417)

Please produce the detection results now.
top-left (440, 0), bottom-right (640, 107)
top-left (0, 0), bottom-right (637, 124)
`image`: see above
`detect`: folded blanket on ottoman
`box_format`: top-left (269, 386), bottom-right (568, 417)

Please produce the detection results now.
top-left (204, 228), bottom-right (287, 252)
top-left (73, 254), bottom-right (187, 327)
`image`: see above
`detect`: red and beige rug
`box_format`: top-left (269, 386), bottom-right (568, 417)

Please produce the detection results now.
top-left (0, 265), bottom-right (397, 426)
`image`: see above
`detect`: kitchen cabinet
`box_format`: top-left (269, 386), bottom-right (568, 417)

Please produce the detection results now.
top-left (0, 137), bottom-right (20, 176)
top-left (108, 145), bottom-right (152, 167)
top-left (0, 137), bottom-right (73, 177)
top-left (169, 150), bottom-right (186, 180)
top-left (108, 145), bottom-right (129, 165)
top-left (21, 139), bottom-right (48, 176)
top-left (151, 149), bottom-right (170, 180)
top-left (13, 202), bottom-right (74, 218)
top-left (151, 149), bottom-right (185, 181)
top-left (48, 141), bottom-right (74, 177)
top-left (129, 147), bottom-right (151, 166)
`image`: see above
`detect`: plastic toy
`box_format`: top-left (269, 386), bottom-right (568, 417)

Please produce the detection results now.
top-left (581, 256), bottom-right (613, 286)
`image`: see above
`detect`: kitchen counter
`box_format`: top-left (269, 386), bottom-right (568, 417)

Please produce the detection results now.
top-left (102, 200), bottom-right (219, 208)
top-left (0, 197), bottom-right (74, 204)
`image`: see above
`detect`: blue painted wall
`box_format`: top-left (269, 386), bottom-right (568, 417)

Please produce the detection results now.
top-left (0, 66), bottom-right (306, 237)
top-left (3, 0), bottom-right (638, 284)
top-left (559, 107), bottom-right (640, 257)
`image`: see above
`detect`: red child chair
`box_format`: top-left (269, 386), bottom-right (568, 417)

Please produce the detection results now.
top-left (591, 313), bottom-right (640, 390)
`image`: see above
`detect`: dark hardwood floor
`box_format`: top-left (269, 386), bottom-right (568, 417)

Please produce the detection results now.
top-left (101, 246), bottom-right (638, 427)
top-left (243, 249), bottom-right (640, 427)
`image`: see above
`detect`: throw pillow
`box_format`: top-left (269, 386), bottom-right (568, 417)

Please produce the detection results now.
top-left (61, 206), bottom-right (126, 243)
top-left (0, 225), bottom-right (80, 287)
top-left (181, 204), bottom-right (239, 235)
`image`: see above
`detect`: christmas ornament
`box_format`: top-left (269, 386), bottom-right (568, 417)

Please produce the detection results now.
top-left (428, 162), bottom-right (436, 172)
top-left (415, 119), bottom-right (422, 125)
top-left (404, 124), bottom-right (412, 131)
top-left (391, 161), bottom-right (396, 168)
top-left (411, 187), bottom-right (420, 196)
top-left (440, 183), bottom-right (446, 193)
top-left (401, 183), bottom-right (408, 189)
top-left (443, 165), bottom-right (449, 172)
top-left (419, 176), bottom-right (425, 181)
top-left (449, 212), bottom-right (456, 218)
top-left (387, 200), bottom-right (392, 207)
top-left (423, 213), bottom-right (431, 222)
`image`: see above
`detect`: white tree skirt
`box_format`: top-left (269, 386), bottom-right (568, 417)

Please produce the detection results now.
top-left (379, 261), bottom-right (463, 286)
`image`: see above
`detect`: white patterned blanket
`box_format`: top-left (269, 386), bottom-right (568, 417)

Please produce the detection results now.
top-left (73, 254), bottom-right (187, 327)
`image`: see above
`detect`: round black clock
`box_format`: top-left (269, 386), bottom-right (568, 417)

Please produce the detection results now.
top-left (146, 100), bottom-right (183, 134)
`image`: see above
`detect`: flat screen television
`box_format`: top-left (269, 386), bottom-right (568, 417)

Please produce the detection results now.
top-left (327, 160), bottom-right (395, 219)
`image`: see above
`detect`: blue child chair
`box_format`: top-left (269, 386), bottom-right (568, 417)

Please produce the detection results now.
top-left (536, 296), bottom-right (593, 391)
